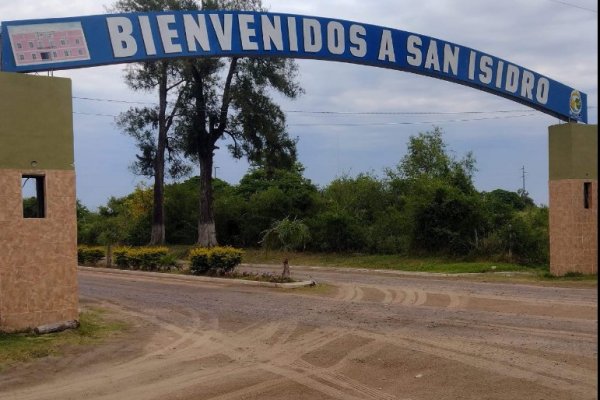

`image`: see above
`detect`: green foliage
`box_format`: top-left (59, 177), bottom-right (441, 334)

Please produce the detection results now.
top-left (481, 189), bottom-right (535, 230)
top-left (159, 253), bottom-right (178, 268)
top-left (112, 247), bottom-right (172, 271)
top-left (367, 207), bottom-right (412, 254)
top-left (113, 248), bottom-right (130, 268)
top-left (189, 246), bottom-right (243, 275)
top-left (77, 246), bottom-right (105, 265)
top-left (226, 271), bottom-right (295, 283)
top-left (76, 186), bottom-right (153, 247)
top-left (78, 126), bottom-right (550, 267)
top-left (324, 174), bottom-right (388, 223)
top-left (311, 173), bottom-right (393, 252)
top-left (164, 177), bottom-right (200, 244)
top-left (412, 185), bottom-right (483, 255)
top-left (261, 217), bottom-right (311, 252)
top-left (0, 308), bottom-right (127, 371)
top-left (217, 165), bottom-right (319, 247)
top-left (392, 126), bottom-right (476, 189)
top-left (22, 197), bottom-right (41, 218)
top-left (242, 248), bottom-right (546, 274)
top-left (504, 207), bottom-right (549, 265)
top-left (307, 210), bottom-right (365, 252)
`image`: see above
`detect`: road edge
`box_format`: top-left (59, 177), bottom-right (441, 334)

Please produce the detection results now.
top-left (78, 266), bottom-right (316, 289)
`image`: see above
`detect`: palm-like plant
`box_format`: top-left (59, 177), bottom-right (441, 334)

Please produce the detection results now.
top-left (261, 217), bottom-right (310, 278)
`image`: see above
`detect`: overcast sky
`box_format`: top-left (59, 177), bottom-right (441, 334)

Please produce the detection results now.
top-left (1, 0), bottom-right (597, 209)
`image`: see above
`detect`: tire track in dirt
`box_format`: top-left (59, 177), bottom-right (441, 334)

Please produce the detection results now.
top-left (1, 272), bottom-right (595, 400)
top-left (332, 283), bottom-right (596, 321)
top-left (304, 283), bottom-right (597, 398)
top-left (2, 301), bottom-right (219, 400)
top-left (359, 330), bottom-right (596, 399)
top-left (189, 324), bottom-right (400, 400)
top-left (3, 308), bottom-right (286, 400)
top-left (291, 359), bottom-right (400, 400)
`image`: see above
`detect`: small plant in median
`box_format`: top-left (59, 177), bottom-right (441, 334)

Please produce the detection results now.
top-left (261, 217), bottom-right (310, 278)
top-left (189, 246), bottom-right (243, 276)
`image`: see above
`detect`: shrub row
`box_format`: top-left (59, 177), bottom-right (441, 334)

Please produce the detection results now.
top-left (189, 246), bottom-right (243, 275)
top-left (113, 247), bottom-right (177, 271)
top-left (77, 246), bottom-right (105, 265)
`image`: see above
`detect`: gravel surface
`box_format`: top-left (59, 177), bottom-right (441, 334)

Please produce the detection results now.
top-left (0, 266), bottom-right (596, 400)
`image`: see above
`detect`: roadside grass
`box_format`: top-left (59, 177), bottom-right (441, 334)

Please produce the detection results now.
top-left (0, 308), bottom-right (127, 371)
top-left (465, 270), bottom-right (597, 287)
top-left (241, 249), bottom-right (539, 274)
top-left (167, 246), bottom-right (597, 285)
top-left (532, 271), bottom-right (597, 284)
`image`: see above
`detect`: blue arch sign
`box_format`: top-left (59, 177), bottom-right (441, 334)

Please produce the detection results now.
top-left (1, 11), bottom-right (587, 123)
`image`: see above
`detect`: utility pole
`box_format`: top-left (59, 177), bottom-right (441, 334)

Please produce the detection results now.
top-left (520, 165), bottom-right (527, 196)
top-left (213, 166), bottom-right (219, 179)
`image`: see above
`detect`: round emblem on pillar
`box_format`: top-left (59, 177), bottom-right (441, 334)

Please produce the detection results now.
top-left (569, 90), bottom-right (582, 118)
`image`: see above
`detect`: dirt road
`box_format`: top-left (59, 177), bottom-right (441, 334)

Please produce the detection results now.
top-left (0, 266), bottom-right (596, 399)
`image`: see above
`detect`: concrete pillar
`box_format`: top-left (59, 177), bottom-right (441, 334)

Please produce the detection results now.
top-left (548, 123), bottom-right (598, 276)
top-left (0, 72), bottom-right (78, 332)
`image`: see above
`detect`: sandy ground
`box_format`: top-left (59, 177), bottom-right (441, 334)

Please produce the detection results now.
top-left (0, 266), bottom-right (596, 400)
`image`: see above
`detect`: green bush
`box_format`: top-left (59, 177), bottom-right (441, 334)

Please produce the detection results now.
top-left (189, 248), bottom-right (210, 274)
top-left (77, 246), bottom-right (104, 265)
top-left (159, 253), bottom-right (178, 268)
top-left (112, 247), bottom-right (171, 271)
top-left (113, 247), bottom-right (130, 268)
top-left (189, 247), bottom-right (243, 275)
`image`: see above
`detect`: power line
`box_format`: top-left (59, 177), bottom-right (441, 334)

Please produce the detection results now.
top-left (73, 111), bottom-right (119, 117)
top-left (73, 96), bottom-right (155, 105)
top-left (544, 0), bottom-right (597, 12)
top-left (284, 109), bottom-right (530, 116)
top-left (72, 110), bottom-right (539, 125)
top-left (287, 113), bottom-right (538, 127)
top-left (72, 95), bottom-right (537, 116)
top-left (72, 95), bottom-right (598, 117)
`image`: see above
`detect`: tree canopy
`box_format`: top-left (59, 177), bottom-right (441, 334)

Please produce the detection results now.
top-left (79, 127), bottom-right (548, 266)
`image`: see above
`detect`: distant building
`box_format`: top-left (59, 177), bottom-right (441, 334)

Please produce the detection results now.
top-left (8, 22), bottom-right (90, 66)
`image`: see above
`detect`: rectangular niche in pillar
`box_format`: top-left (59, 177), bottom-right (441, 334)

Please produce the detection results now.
top-left (22, 175), bottom-right (46, 218)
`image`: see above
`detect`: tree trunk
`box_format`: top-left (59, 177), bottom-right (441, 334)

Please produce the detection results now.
top-left (189, 58), bottom-right (238, 248)
top-left (150, 221), bottom-right (165, 246)
top-left (106, 243), bottom-right (113, 268)
top-left (149, 62), bottom-right (169, 245)
top-left (282, 257), bottom-right (290, 279)
top-left (149, 156), bottom-right (166, 245)
top-left (197, 151), bottom-right (218, 247)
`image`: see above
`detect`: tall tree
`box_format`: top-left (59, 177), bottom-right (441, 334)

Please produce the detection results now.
top-left (393, 127), bottom-right (483, 254)
top-left (113, 0), bottom-right (302, 246)
top-left (113, 0), bottom-right (195, 245)
top-left (178, 0), bottom-right (303, 246)
top-left (389, 126), bottom-right (477, 195)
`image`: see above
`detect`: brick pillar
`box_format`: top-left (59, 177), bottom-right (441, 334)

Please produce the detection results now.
top-left (0, 72), bottom-right (78, 332)
top-left (548, 123), bottom-right (598, 276)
